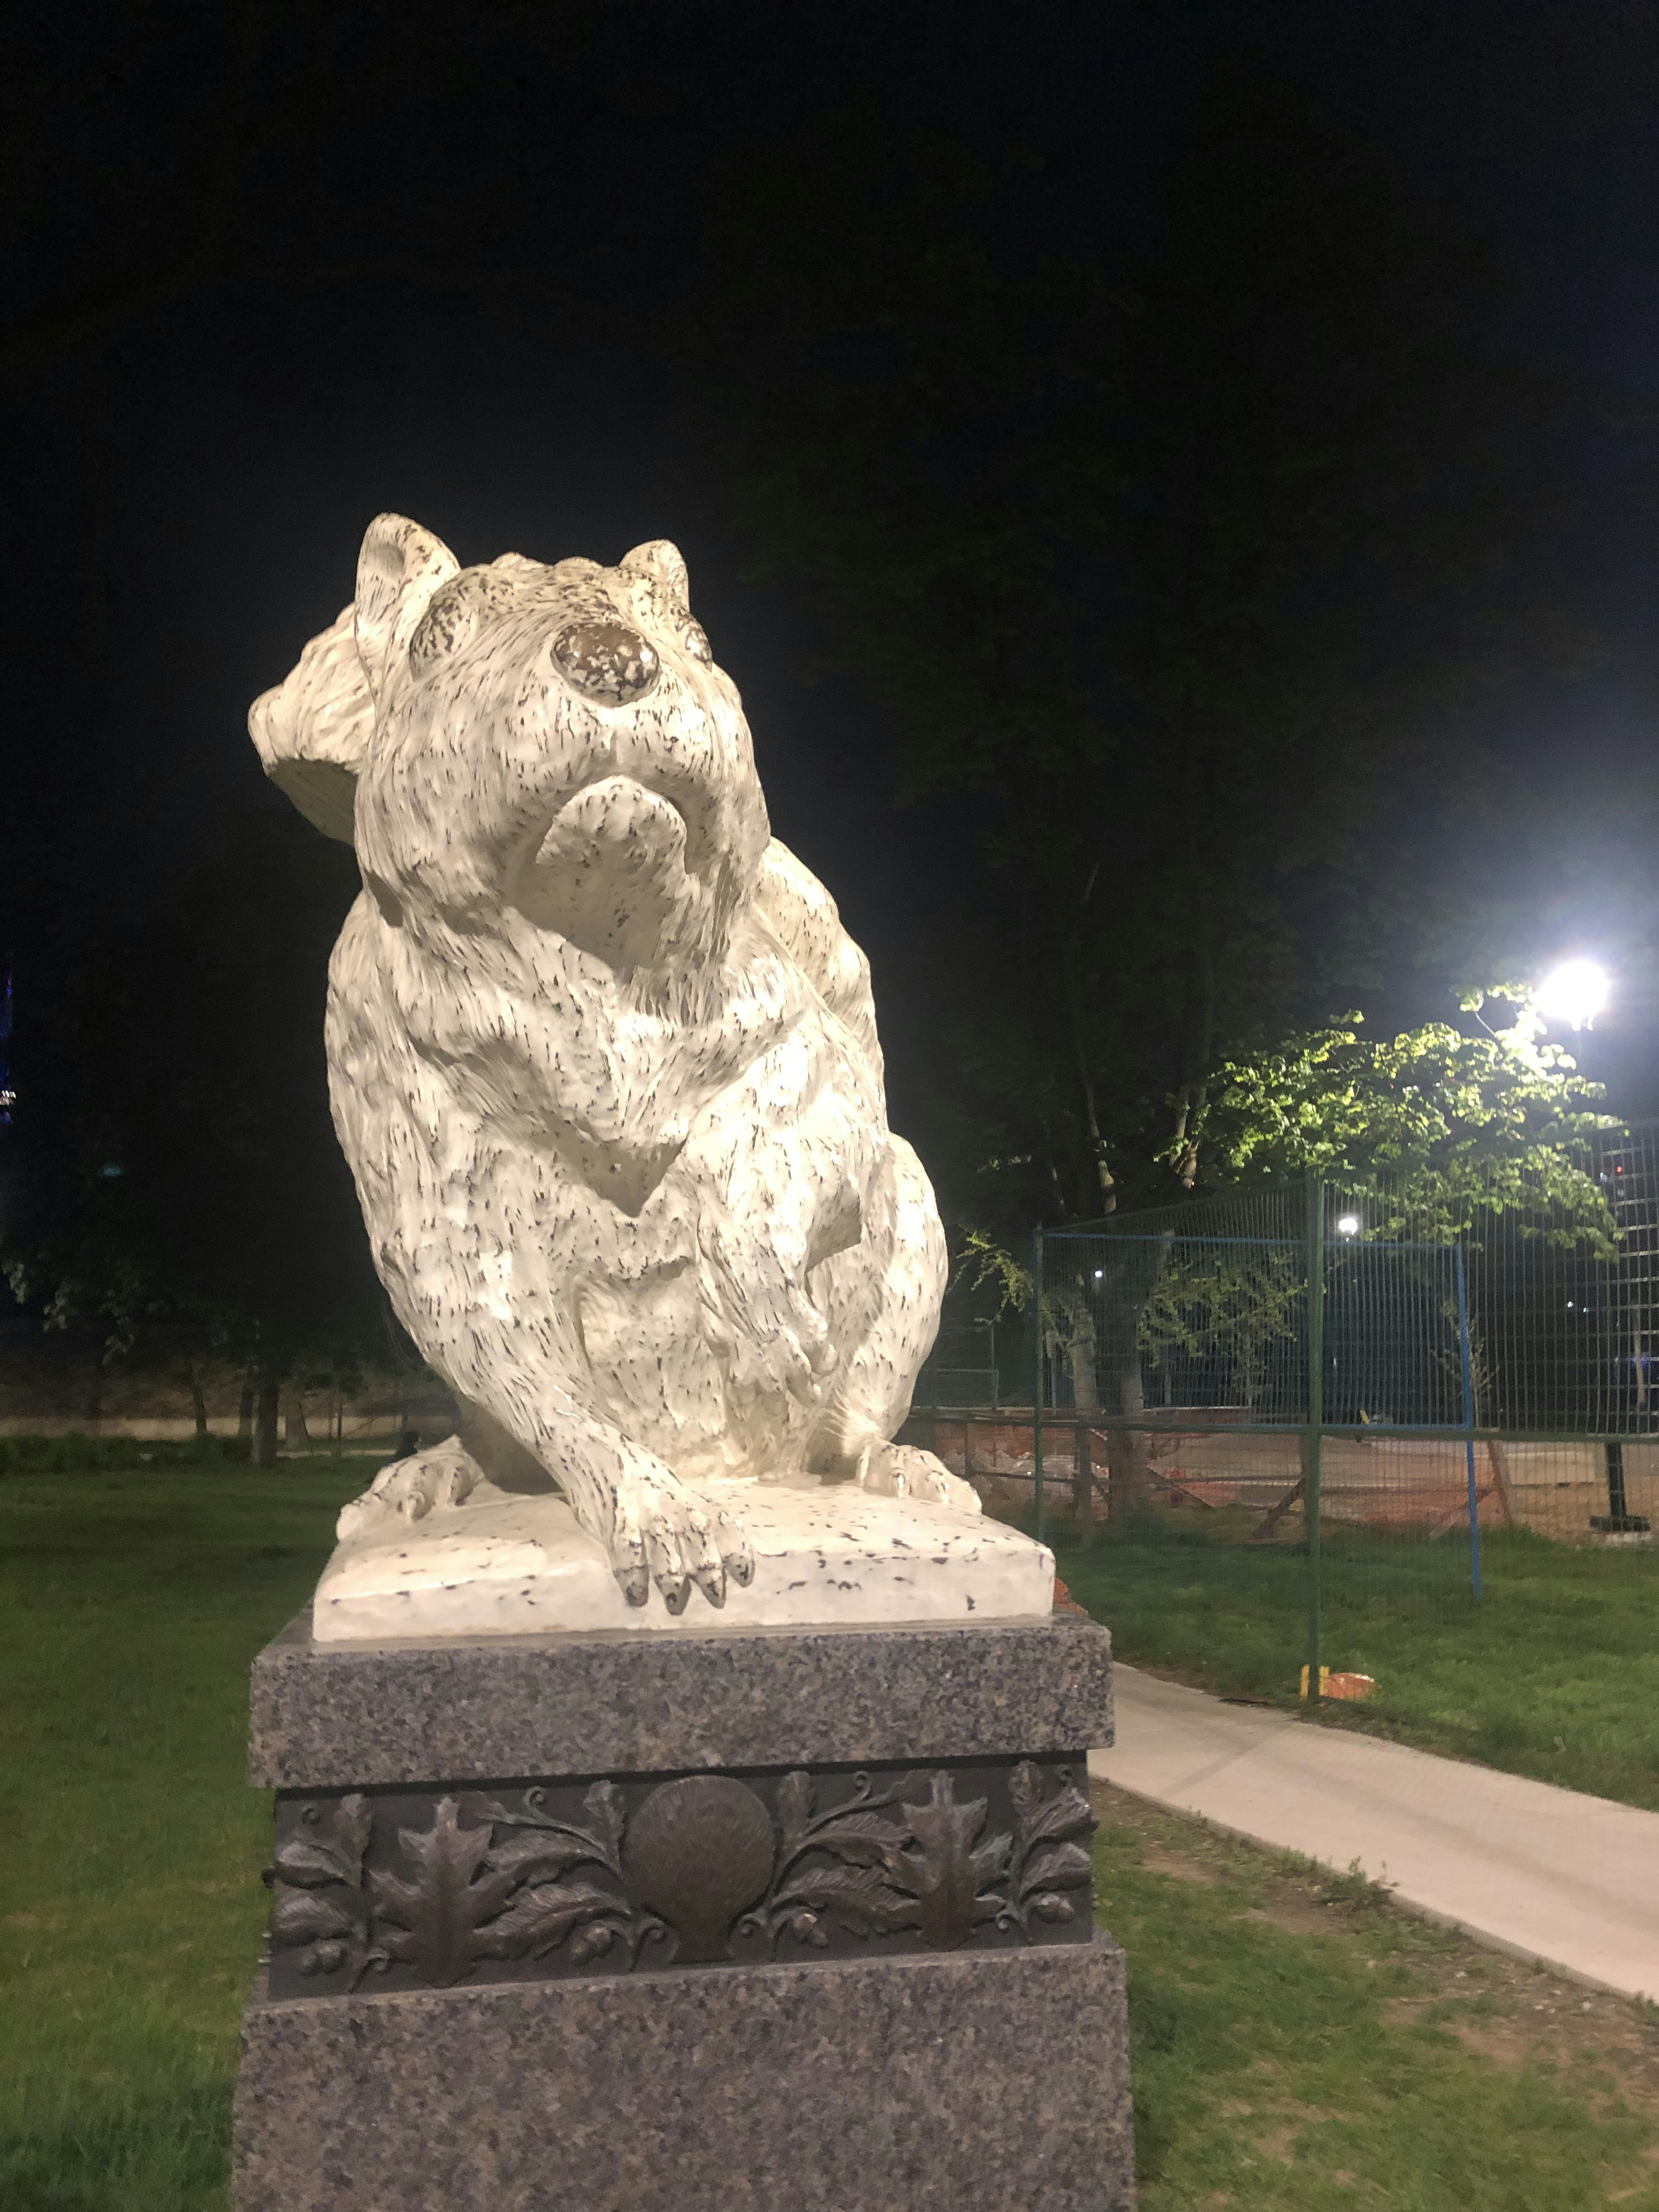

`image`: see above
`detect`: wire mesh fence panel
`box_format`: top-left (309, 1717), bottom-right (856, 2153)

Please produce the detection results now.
top-left (912, 1321), bottom-right (1001, 1408)
top-left (1322, 1125), bottom-right (1659, 1444)
top-left (903, 1138), bottom-right (1659, 1698)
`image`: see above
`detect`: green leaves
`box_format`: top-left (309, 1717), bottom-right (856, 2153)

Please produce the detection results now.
top-left (1178, 1002), bottom-right (1615, 1249)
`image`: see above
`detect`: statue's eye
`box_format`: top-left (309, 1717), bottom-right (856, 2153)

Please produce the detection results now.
top-left (408, 571), bottom-right (515, 679)
top-left (552, 620), bottom-right (660, 706)
top-left (408, 582), bottom-right (479, 678)
top-left (683, 620), bottom-right (712, 664)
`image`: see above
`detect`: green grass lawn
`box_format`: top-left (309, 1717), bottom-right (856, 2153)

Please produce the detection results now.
top-left (3, 1462), bottom-right (1658, 2209)
top-left (1049, 1514), bottom-right (1659, 1812)
top-left (0, 1459), bottom-right (372, 2211)
top-left (1101, 1783), bottom-right (1659, 2208)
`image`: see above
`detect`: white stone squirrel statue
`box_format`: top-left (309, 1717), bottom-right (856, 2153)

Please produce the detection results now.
top-left (251, 514), bottom-right (973, 1616)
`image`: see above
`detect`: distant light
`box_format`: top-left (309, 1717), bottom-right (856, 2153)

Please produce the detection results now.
top-left (1092, 1268), bottom-right (1105, 1281)
top-left (1537, 958), bottom-right (1609, 1031)
top-left (1336, 1214), bottom-right (1360, 1237)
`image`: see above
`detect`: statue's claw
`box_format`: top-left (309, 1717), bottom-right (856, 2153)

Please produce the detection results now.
top-left (861, 1443), bottom-right (982, 1515)
top-left (334, 1436), bottom-right (483, 1544)
top-left (605, 1460), bottom-right (752, 1617)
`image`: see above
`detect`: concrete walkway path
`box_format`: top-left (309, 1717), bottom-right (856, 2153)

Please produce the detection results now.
top-left (1088, 1665), bottom-right (1659, 2001)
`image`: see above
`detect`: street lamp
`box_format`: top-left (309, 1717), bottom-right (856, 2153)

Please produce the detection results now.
top-left (1536, 958), bottom-right (1609, 1031)
top-left (1335, 1214), bottom-right (1360, 1237)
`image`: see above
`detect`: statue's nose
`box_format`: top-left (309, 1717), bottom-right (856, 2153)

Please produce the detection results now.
top-left (552, 620), bottom-right (660, 706)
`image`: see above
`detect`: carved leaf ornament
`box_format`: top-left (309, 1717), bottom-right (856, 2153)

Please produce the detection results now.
top-left (264, 1796), bottom-right (373, 1979)
top-left (892, 1773), bottom-right (1010, 1950)
top-left (368, 1799), bottom-right (504, 1988)
top-left (265, 1763), bottom-right (1095, 1993)
top-left (1007, 1759), bottom-right (1096, 1931)
top-left (747, 1761), bottom-right (1095, 1954)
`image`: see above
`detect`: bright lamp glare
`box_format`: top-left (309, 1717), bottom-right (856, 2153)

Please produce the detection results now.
top-left (1336, 1214), bottom-right (1360, 1236)
top-left (1537, 959), bottom-right (1609, 1030)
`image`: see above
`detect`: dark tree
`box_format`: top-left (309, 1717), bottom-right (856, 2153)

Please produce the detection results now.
top-left (688, 73), bottom-right (1565, 1237)
top-left (0, 810), bottom-right (391, 1462)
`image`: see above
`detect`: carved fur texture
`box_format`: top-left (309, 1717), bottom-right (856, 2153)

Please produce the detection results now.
top-left (251, 515), bottom-right (968, 1615)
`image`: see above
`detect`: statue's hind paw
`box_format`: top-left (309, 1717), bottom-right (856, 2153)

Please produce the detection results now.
top-left (861, 1443), bottom-right (982, 1515)
top-left (335, 1435), bottom-right (483, 1544)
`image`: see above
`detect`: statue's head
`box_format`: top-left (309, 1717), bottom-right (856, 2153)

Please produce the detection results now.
top-left (251, 515), bottom-right (770, 977)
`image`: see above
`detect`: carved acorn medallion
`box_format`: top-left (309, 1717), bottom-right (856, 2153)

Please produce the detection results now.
top-left (621, 1777), bottom-right (775, 1963)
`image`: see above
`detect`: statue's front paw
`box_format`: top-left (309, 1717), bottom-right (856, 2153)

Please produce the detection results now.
top-left (861, 1443), bottom-right (982, 1515)
top-left (335, 1436), bottom-right (482, 1544)
top-left (603, 1458), bottom-right (756, 1616)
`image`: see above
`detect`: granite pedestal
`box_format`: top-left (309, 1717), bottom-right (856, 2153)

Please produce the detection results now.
top-left (235, 1609), bottom-right (1135, 2211)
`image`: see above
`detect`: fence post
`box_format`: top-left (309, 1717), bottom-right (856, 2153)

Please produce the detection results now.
top-left (1031, 1224), bottom-right (1046, 1545)
top-left (1454, 1241), bottom-right (1483, 1601)
top-left (1305, 1173), bottom-right (1325, 1702)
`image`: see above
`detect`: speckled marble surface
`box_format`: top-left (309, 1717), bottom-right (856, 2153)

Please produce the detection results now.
top-left (248, 1609), bottom-right (1115, 1789)
top-left (250, 516), bottom-right (971, 1620)
top-left (234, 1934), bottom-right (1135, 2212)
top-left (313, 1481), bottom-right (1053, 1643)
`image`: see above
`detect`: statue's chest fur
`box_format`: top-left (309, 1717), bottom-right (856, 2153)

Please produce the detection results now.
top-left (326, 894), bottom-right (883, 1470)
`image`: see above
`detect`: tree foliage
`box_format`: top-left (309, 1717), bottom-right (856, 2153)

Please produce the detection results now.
top-left (1179, 990), bottom-right (1616, 1248)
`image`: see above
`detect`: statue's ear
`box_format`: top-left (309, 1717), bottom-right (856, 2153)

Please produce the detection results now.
top-left (248, 604), bottom-right (373, 843)
top-left (353, 512), bottom-right (461, 698)
top-left (619, 538), bottom-right (691, 614)
top-left (248, 515), bottom-right (460, 843)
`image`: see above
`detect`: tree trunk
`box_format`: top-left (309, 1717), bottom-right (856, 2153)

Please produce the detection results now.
top-left (1074, 1422), bottom-right (1094, 1533)
top-left (237, 1378), bottom-right (254, 1443)
top-left (1173, 878), bottom-right (1217, 1185)
top-left (283, 1386), bottom-right (311, 1454)
top-left (1102, 1269), bottom-right (1150, 1522)
top-left (1105, 1351), bottom-right (1150, 1523)
top-left (253, 1379), bottom-right (281, 1467)
top-left (187, 1359), bottom-right (209, 1437)
top-left (1486, 1439), bottom-right (1516, 1528)
top-left (1063, 1290), bottom-right (1101, 1413)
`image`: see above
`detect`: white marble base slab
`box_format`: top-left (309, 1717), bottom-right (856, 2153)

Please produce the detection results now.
top-left (312, 1480), bottom-right (1053, 1643)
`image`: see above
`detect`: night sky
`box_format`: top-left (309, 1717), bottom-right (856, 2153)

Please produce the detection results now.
top-left (5, 0), bottom-right (1658, 1160)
